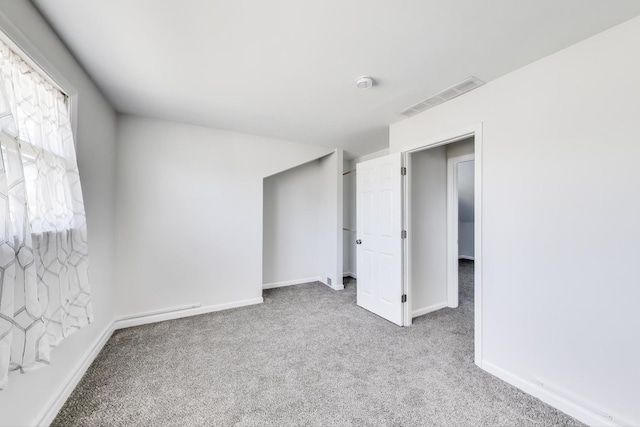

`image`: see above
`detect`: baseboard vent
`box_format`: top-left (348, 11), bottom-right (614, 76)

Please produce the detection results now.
top-left (399, 76), bottom-right (484, 117)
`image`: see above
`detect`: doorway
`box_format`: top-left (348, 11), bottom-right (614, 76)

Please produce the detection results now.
top-left (447, 153), bottom-right (475, 309)
top-left (405, 137), bottom-right (474, 313)
top-left (353, 125), bottom-right (482, 365)
top-left (401, 126), bottom-right (482, 365)
top-left (448, 155), bottom-right (475, 308)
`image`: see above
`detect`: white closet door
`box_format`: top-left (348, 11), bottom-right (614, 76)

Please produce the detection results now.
top-left (356, 153), bottom-right (404, 326)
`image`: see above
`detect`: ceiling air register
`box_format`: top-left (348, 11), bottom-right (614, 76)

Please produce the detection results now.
top-left (399, 76), bottom-right (484, 117)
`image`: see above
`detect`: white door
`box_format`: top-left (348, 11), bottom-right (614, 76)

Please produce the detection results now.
top-left (356, 153), bottom-right (404, 326)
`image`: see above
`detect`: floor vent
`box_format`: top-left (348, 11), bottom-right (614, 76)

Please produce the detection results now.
top-left (399, 76), bottom-right (484, 117)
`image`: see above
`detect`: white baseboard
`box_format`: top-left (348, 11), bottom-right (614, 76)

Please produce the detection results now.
top-left (412, 302), bottom-right (448, 318)
top-left (116, 303), bottom-right (202, 323)
top-left (458, 255), bottom-right (475, 260)
top-left (482, 360), bottom-right (630, 427)
top-left (342, 272), bottom-right (357, 279)
top-left (114, 297), bottom-right (264, 330)
top-left (263, 276), bottom-right (345, 291)
top-left (262, 276), bottom-right (322, 290)
top-left (37, 321), bottom-right (115, 427)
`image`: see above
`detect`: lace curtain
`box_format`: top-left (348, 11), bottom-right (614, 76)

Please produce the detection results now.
top-left (0, 40), bottom-right (92, 389)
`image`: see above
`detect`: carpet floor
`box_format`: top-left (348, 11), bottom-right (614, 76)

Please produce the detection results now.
top-left (53, 261), bottom-right (582, 426)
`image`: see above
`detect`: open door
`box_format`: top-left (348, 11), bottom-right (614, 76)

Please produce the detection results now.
top-left (356, 153), bottom-right (404, 326)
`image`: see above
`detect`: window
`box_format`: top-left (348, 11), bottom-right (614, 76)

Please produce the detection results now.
top-left (0, 35), bottom-right (92, 389)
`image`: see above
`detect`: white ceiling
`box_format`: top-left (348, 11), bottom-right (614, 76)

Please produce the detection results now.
top-left (34, 1), bottom-right (640, 158)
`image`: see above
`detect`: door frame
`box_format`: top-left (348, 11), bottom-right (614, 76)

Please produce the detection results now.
top-left (400, 123), bottom-right (484, 367)
top-left (447, 153), bottom-right (475, 309)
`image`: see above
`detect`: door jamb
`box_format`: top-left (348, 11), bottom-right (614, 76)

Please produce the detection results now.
top-left (400, 123), bottom-right (483, 367)
top-left (447, 153), bottom-right (475, 309)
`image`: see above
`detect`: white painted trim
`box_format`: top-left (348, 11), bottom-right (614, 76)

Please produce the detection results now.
top-left (400, 123), bottom-right (484, 367)
top-left (36, 321), bottom-right (115, 427)
top-left (116, 303), bottom-right (201, 322)
top-left (263, 276), bottom-right (322, 290)
top-left (400, 125), bottom-right (478, 155)
top-left (474, 124), bottom-right (483, 367)
top-left (412, 302), bottom-right (448, 318)
top-left (482, 361), bottom-right (630, 427)
top-left (342, 272), bottom-right (357, 279)
top-left (114, 297), bottom-right (264, 330)
top-left (402, 151), bottom-right (411, 326)
top-left (458, 255), bottom-right (475, 261)
top-left (447, 153), bottom-right (475, 309)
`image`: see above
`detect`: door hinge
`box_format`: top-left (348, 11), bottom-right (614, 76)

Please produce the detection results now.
top-left (401, 230), bottom-right (407, 239)
top-left (401, 166), bottom-right (407, 176)
top-left (401, 294), bottom-right (407, 303)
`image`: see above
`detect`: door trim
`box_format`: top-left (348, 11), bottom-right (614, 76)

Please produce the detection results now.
top-left (400, 123), bottom-right (484, 367)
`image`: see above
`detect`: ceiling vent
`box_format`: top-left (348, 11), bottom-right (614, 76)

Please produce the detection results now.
top-left (399, 77), bottom-right (484, 117)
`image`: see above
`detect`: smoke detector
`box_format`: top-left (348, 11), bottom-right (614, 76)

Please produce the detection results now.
top-left (356, 76), bottom-right (374, 89)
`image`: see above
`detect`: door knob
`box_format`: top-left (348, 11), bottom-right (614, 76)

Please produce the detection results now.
top-left (356, 239), bottom-right (362, 245)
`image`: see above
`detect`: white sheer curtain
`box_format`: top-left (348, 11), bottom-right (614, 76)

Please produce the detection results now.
top-left (0, 40), bottom-right (92, 389)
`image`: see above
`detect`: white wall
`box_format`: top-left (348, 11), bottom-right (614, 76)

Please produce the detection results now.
top-left (0, 3), bottom-right (117, 426)
top-left (410, 138), bottom-right (474, 316)
top-left (391, 16), bottom-right (640, 426)
top-left (410, 146), bottom-right (448, 316)
top-left (264, 159), bottom-right (324, 285)
top-left (317, 151), bottom-right (343, 289)
top-left (115, 116), bottom-right (335, 317)
top-left (264, 152), bottom-right (343, 288)
top-left (355, 148), bottom-right (389, 163)
top-left (446, 138), bottom-right (474, 158)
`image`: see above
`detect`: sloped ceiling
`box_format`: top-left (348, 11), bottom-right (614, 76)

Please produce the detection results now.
top-left (33, 0), bottom-right (640, 158)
